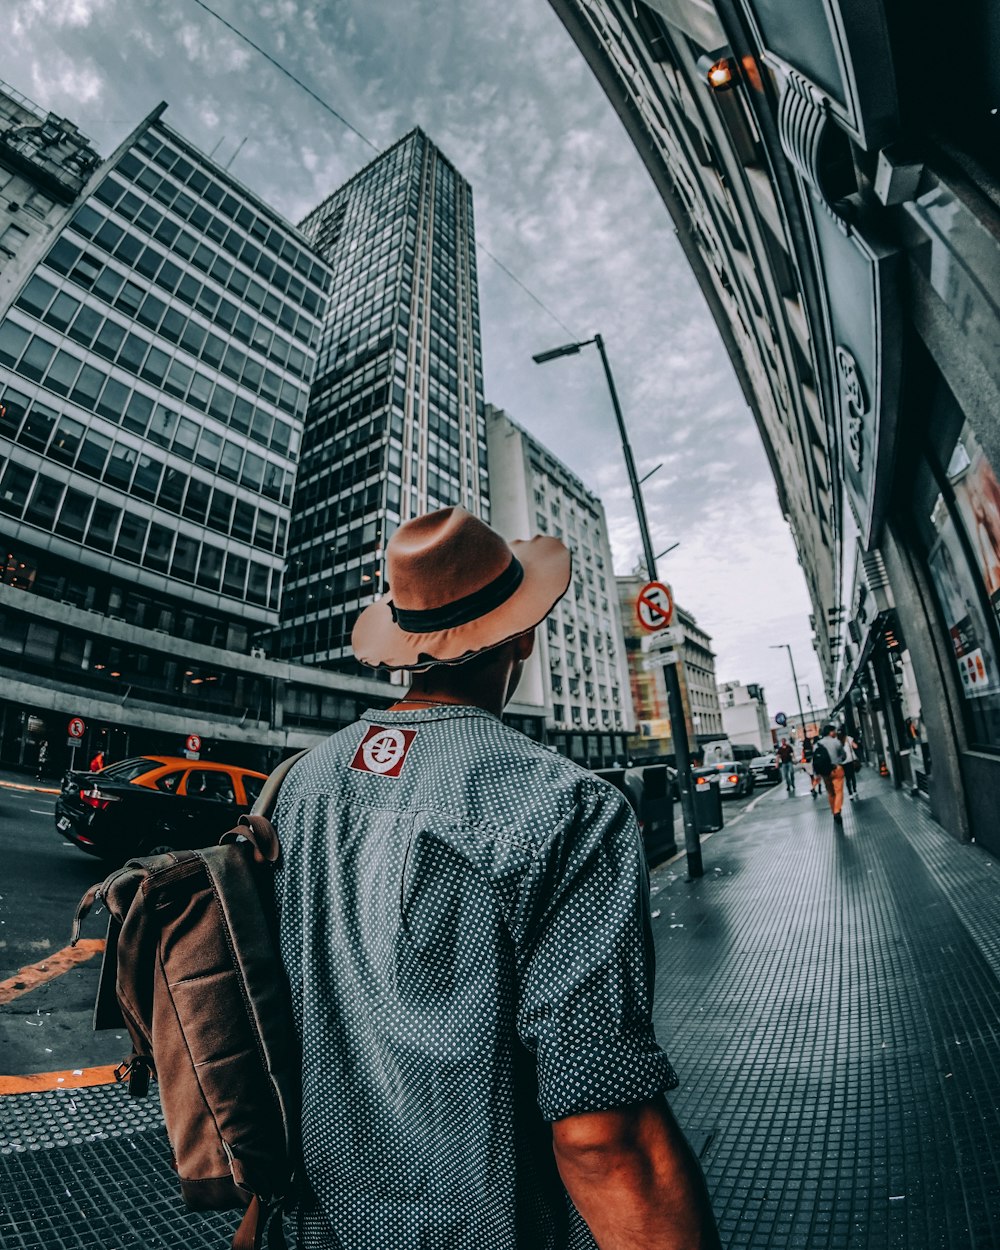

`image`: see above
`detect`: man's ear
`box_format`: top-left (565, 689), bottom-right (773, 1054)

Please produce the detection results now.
top-left (515, 629), bottom-right (536, 661)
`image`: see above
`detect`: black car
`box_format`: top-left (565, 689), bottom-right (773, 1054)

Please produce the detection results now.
top-left (55, 755), bottom-right (267, 862)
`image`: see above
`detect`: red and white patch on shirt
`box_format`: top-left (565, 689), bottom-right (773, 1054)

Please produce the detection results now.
top-left (349, 725), bottom-right (418, 778)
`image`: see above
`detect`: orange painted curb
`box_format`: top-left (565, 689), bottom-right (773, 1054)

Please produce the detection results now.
top-left (0, 1065), bottom-right (120, 1095)
top-left (0, 780), bottom-right (60, 795)
top-left (0, 938), bottom-right (106, 1005)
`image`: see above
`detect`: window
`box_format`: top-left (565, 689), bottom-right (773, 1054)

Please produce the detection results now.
top-left (16, 275), bottom-right (56, 317)
top-left (87, 500), bottom-right (121, 552)
top-left (54, 486), bottom-right (93, 540)
top-left (115, 513), bottom-right (148, 560)
top-left (96, 377), bottom-right (130, 424)
top-left (196, 544), bottom-right (224, 589)
top-left (18, 335), bottom-right (56, 382)
top-left (132, 453), bottom-right (162, 500)
top-left (144, 522), bottom-right (174, 572)
top-left (104, 442), bottom-right (138, 489)
top-left (49, 415), bottom-right (84, 464)
top-left (0, 463), bottom-right (34, 515)
top-left (185, 770), bottom-right (235, 804)
top-left (24, 470), bottom-right (62, 525)
top-left (19, 402), bottom-right (57, 451)
top-left (0, 321), bottom-right (30, 367)
top-left (76, 429), bottom-right (112, 478)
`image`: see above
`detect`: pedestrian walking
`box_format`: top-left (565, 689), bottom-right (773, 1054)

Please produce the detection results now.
top-left (802, 736), bottom-right (821, 799)
top-left (274, 507), bottom-right (720, 1250)
top-left (89, 749), bottom-right (105, 771)
top-left (812, 725), bottom-right (848, 825)
top-left (839, 730), bottom-right (860, 799)
top-left (777, 737), bottom-right (795, 793)
top-left (35, 739), bottom-right (48, 781)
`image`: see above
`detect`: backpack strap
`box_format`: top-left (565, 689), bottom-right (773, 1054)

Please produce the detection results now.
top-left (232, 1194), bottom-right (288, 1250)
top-left (252, 750), bottom-right (311, 820)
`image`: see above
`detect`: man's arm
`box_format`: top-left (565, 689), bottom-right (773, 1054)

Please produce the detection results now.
top-left (552, 1096), bottom-right (721, 1250)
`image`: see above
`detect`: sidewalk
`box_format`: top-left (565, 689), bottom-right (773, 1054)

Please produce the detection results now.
top-left (2, 770), bottom-right (999, 1248)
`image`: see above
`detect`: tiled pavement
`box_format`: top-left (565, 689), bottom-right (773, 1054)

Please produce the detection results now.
top-left (2, 768), bottom-right (999, 1248)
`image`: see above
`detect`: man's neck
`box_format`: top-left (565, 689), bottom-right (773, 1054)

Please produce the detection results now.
top-left (392, 678), bottom-right (505, 718)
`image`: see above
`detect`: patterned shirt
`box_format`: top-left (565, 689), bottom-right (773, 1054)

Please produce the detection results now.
top-left (274, 705), bottom-right (678, 1249)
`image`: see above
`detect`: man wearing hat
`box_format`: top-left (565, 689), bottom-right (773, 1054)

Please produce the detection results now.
top-left (275, 507), bottom-right (719, 1249)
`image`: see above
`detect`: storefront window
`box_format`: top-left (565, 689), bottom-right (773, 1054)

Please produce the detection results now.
top-left (916, 420), bottom-right (1000, 750)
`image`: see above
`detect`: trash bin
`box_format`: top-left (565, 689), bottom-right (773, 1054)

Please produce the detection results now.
top-left (592, 767), bottom-right (641, 816)
top-left (637, 764), bottom-right (676, 867)
top-left (693, 774), bottom-right (724, 832)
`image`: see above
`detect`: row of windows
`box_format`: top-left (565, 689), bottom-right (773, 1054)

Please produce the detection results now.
top-left (1, 393), bottom-right (289, 529)
top-left (0, 317), bottom-right (297, 468)
top-left (69, 199), bottom-right (315, 381)
top-left (0, 462), bottom-right (278, 607)
top-left (0, 607), bottom-right (270, 720)
top-left (40, 242), bottom-right (309, 424)
top-left (45, 230), bottom-right (317, 381)
top-left (119, 139), bottom-right (327, 303)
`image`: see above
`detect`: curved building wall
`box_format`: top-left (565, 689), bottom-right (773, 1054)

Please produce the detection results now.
top-left (550, 0), bottom-right (1000, 850)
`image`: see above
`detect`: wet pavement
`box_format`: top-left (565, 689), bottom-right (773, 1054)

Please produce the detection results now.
top-left (2, 767), bottom-right (999, 1248)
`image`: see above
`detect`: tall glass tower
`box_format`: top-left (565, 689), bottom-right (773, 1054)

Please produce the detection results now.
top-left (276, 130), bottom-right (488, 669)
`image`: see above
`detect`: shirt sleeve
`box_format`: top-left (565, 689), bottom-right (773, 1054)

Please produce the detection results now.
top-left (512, 778), bottom-right (678, 1122)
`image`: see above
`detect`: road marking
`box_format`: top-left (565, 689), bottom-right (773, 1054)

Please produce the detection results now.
top-left (30, 808), bottom-right (53, 815)
top-left (0, 939), bottom-right (106, 1006)
top-left (0, 1065), bottom-right (119, 1095)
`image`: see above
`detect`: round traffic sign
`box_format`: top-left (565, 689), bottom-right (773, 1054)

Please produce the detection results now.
top-left (185, 733), bottom-right (202, 753)
top-left (775, 712), bottom-right (787, 726)
top-left (67, 717), bottom-right (86, 739)
top-left (636, 580), bottom-right (674, 632)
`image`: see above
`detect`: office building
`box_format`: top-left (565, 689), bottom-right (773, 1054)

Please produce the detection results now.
top-left (276, 130), bottom-right (489, 670)
top-left (550, 0), bottom-right (1000, 851)
top-left (718, 680), bottom-right (770, 751)
top-left (0, 83), bottom-right (371, 771)
top-left (616, 573), bottom-right (721, 757)
top-left (487, 404), bottom-right (633, 765)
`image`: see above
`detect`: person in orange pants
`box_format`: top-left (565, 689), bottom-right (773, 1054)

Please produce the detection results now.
top-left (824, 765), bottom-right (845, 823)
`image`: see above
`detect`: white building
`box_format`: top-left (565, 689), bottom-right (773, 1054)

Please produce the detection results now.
top-left (718, 681), bottom-right (771, 752)
top-left (486, 404), bottom-right (634, 765)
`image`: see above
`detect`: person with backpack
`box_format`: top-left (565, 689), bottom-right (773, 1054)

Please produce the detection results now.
top-left (812, 725), bottom-right (848, 825)
top-left (839, 729), bottom-right (860, 800)
top-left (273, 507), bottom-right (720, 1250)
top-left (776, 738), bottom-right (795, 794)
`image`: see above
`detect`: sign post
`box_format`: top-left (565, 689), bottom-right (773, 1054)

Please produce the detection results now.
top-left (184, 733), bottom-right (202, 762)
top-left (67, 716), bottom-right (85, 771)
top-left (635, 577), bottom-right (702, 878)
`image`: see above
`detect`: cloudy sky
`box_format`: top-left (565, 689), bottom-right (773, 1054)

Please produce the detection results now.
top-left (6, 0), bottom-right (827, 722)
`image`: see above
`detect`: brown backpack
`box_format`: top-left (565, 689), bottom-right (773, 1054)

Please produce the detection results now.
top-left (72, 751), bottom-right (307, 1250)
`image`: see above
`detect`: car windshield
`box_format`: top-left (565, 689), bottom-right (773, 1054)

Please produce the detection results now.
top-left (97, 757), bottom-right (160, 783)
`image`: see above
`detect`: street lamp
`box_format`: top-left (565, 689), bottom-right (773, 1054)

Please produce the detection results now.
top-left (770, 643), bottom-right (808, 751)
top-left (534, 333), bottom-right (703, 877)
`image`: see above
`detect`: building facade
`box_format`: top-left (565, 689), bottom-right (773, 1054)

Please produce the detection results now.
top-left (275, 130), bottom-right (489, 671)
top-left (0, 85), bottom-right (353, 772)
top-left (718, 680), bottom-right (770, 751)
top-left (549, 0), bottom-right (1000, 852)
top-left (487, 404), bottom-right (633, 765)
top-left (617, 573), bottom-right (722, 758)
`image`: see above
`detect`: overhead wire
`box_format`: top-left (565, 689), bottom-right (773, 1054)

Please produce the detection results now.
top-left (186, 0), bottom-right (578, 338)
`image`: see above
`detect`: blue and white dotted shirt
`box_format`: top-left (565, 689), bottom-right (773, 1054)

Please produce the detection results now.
top-left (274, 705), bottom-right (678, 1249)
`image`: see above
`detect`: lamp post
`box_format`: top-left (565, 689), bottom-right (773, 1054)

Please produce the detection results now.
top-left (770, 643), bottom-right (808, 754)
top-left (534, 334), bottom-right (702, 877)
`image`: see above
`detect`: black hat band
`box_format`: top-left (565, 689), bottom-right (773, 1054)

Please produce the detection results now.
top-left (389, 555), bottom-right (525, 634)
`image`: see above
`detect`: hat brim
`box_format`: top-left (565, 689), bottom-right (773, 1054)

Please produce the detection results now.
top-left (352, 535), bottom-right (572, 670)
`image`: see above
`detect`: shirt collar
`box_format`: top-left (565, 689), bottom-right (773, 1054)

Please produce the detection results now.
top-left (361, 705), bottom-right (502, 725)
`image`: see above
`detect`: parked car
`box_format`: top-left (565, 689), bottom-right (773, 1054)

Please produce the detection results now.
top-left (693, 759), bottom-right (755, 798)
top-left (594, 764), bottom-right (677, 867)
top-left (749, 752), bottom-right (781, 785)
top-left (55, 756), bottom-right (268, 862)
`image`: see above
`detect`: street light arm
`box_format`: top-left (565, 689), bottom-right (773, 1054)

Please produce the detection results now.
top-left (532, 338), bottom-right (595, 364)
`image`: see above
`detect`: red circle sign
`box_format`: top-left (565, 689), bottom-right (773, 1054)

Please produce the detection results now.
top-left (636, 581), bottom-right (674, 631)
top-left (67, 717), bottom-right (85, 739)
top-left (185, 733), bottom-right (202, 753)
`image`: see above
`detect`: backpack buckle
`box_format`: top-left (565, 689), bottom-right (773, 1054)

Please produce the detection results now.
top-left (114, 1054), bottom-right (152, 1098)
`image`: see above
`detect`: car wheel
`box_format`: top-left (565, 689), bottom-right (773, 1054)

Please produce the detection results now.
top-left (147, 844), bottom-right (174, 856)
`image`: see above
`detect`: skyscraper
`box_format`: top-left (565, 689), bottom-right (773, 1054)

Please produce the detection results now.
top-left (276, 130), bottom-right (488, 669)
top-left (0, 84), bottom-right (331, 769)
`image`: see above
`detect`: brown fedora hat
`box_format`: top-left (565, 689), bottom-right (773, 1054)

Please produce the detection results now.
top-left (352, 507), bottom-right (572, 670)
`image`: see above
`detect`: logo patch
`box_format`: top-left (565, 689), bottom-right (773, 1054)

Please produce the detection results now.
top-left (349, 725), bottom-right (418, 778)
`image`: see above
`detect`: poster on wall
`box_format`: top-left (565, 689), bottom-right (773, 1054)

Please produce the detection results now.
top-left (927, 495), bottom-right (1000, 700)
top-left (947, 424), bottom-right (1000, 632)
